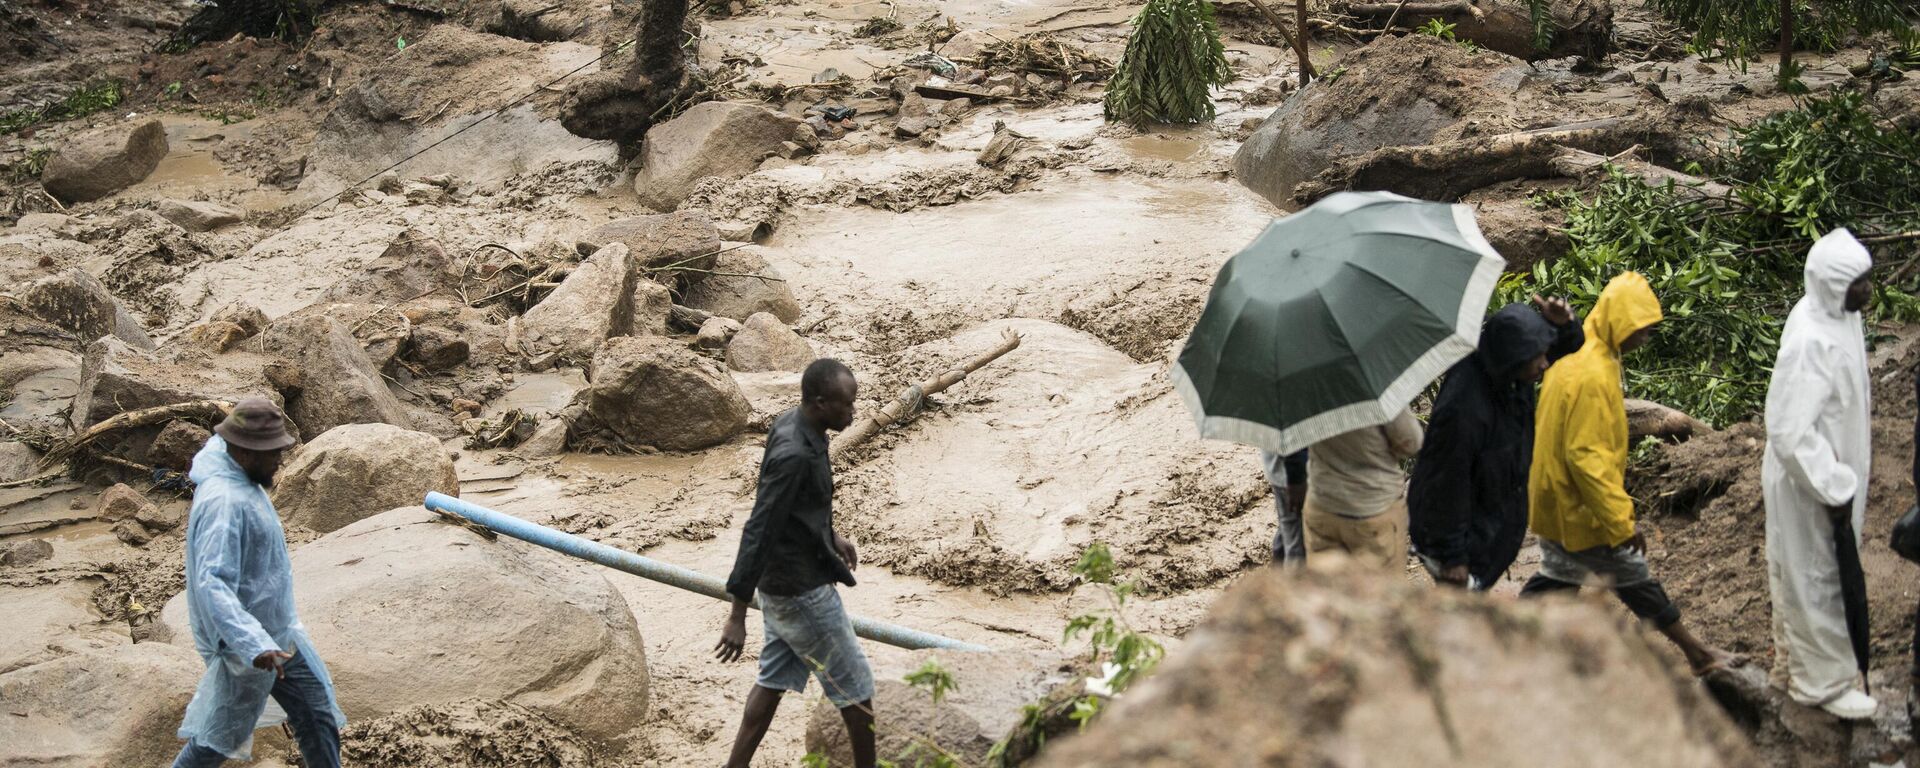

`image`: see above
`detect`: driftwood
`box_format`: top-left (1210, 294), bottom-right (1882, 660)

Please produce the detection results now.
top-left (41, 400), bottom-right (234, 468)
top-left (1293, 118), bottom-right (1646, 203)
top-left (668, 304), bottom-right (716, 333)
top-left (830, 330), bottom-right (1023, 462)
top-left (1548, 147), bottom-right (1733, 201)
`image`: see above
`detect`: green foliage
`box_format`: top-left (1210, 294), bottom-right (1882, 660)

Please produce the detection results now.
top-left (1103, 0), bottom-right (1232, 126)
top-left (1502, 91), bottom-right (1920, 426)
top-left (1416, 18), bottom-right (1481, 52)
top-left (904, 658), bottom-right (959, 706)
top-left (1526, 0), bottom-right (1556, 52)
top-left (1649, 0), bottom-right (1908, 65)
top-left (1062, 543), bottom-right (1165, 705)
top-left (0, 79), bottom-right (124, 136)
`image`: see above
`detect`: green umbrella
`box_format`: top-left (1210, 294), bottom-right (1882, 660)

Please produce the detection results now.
top-left (1173, 191), bottom-right (1506, 453)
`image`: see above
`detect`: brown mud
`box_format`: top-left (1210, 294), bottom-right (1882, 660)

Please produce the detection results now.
top-left (3, 0), bottom-right (1914, 764)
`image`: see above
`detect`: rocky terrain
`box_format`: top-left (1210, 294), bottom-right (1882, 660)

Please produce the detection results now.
top-left (3, 0), bottom-right (1919, 765)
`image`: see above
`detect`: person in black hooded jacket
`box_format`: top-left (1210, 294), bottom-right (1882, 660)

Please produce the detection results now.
top-left (1408, 294), bottom-right (1582, 590)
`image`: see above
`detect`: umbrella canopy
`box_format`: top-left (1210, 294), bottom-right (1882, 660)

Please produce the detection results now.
top-left (1832, 514), bottom-right (1872, 694)
top-left (1174, 191), bottom-right (1505, 453)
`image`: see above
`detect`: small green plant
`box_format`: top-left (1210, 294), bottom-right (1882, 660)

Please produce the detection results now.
top-left (1061, 543), bottom-right (1165, 720)
top-left (1103, 0), bottom-right (1232, 126)
top-left (0, 79), bottom-right (124, 136)
top-left (164, 81), bottom-right (184, 99)
top-left (1417, 18), bottom-right (1480, 52)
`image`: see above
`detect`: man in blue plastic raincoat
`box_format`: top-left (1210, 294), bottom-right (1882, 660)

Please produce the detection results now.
top-left (172, 397), bottom-right (345, 767)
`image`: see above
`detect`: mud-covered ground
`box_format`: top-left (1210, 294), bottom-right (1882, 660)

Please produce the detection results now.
top-left (4, 0), bottom-right (1916, 764)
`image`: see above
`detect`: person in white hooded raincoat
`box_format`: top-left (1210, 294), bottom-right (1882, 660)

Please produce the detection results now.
top-left (1763, 228), bottom-right (1878, 720)
top-left (173, 398), bottom-right (346, 767)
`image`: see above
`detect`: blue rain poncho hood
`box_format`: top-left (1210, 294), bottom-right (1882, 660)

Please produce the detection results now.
top-left (177, 436), bottom-right (344, 759)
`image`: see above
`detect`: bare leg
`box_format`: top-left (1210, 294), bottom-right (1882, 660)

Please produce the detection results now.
top-left (724, 685), bottom-right (784, 768)
top-left (838, 699), bottom-right (876, 768)
top-left (1658, 620), bottom-right (1738, 675)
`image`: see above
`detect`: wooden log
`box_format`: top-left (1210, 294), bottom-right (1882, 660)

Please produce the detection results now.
top-left (1293, 118), bottom-right (1644, 203)
top-left (42, 400), bottom-right (234, 468)
top-left (830, 329), bottom-right (1022, 462)
top-left (1548, 147), bottom-right (1733, 201)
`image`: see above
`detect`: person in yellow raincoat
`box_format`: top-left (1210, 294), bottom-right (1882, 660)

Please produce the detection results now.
top-left (1523, 272), bottom-right (1738, 676)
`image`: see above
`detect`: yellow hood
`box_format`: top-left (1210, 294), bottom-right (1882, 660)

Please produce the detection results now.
top-left (1582, 271), bottom-right (1664, 354)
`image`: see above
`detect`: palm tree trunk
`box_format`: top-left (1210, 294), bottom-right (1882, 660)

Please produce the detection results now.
top-left (1295, 0), bottom-right (1316, 86)
top-left (1777, 0), bottom-right (1795, 74)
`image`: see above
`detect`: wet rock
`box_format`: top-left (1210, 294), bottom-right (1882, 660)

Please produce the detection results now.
top-left (281, 302), bottom-right (413, 372)
top-left (112, 518), bottom-right (153, 546)
top-left (96, 483), bottom-right (156, 522)
top-left (807, 651), bottom-right (1083, 766)
top-left (176, 320), bottom-right (251, 354)
top-left (40, 120), bottom-right (169, 204)
top-left (695, 316), bottom-right (742, 349)
top-left (14, 213), bottom-right (74, 233)
top-left (319, 229), bottom-right (457, 305)
top-left (632, 278), bottom-right (673, 337)
top-left (727, 313), bottom-right (813, 372)
top-left (515, 417), bottom-right (570, 458)
top-left (148, 420), bottom-right (212, 472)
top-left (68, 338), bottom-right (278, 466)
top-left (262, 314), bottom-right (412, 437)
top-left (155, 199), bottom-right (245, 232)
top-left (17, 267), bottom-right (155, 350)
top-left (0, 537), bottom-right (53, 567)
top-left (210, 301), bottom-right (268, 337)
top-left (895, 116), bottom-right (933, 138)
top-left (680, 248), bottom-right (803, 324)
top-left (633, 101), bottom-right (813, 211)
top-left (135, 501), bottom-right (185, 532)
top-left (581, 211), bottom-right (724, 274)
top-left (0, 643), bottom-right (203, 766)
top-left (272, 423), bottom-right (459, 534)
top-left (1626, 398), bottom-right (1711, 443)
top-left (521, 243), bottom-right (638, 365)
top-left (1034, 563), bottom-right (1757, 767)
top-left (406, 325), bottom-right (470, 371)
top-left (0, 345), bottom-right (81, 433)
top-left (577, 336), bottom-right (751, 451)
top-left (0, 441), bottom-right (41, 483)
top-left (1235, 35), bottom-right (1530, 207)
top-left (154, 506), bottom-right (650, 747)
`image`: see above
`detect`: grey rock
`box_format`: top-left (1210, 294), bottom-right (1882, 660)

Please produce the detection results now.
top-left (155, 199), bottom-right (245, 232)
top-left (578, 336), bottom-right (751, 451)
top-left (271, 423), bottom-right (459, 533)
top-left (521, 243), bottom-right (637, 365)
top-left (726, 313), bottom-right (813, 372)
top-left (632, 102), bottom-right (812, 211)
top-left (681, 249), bottom-right (803, 324)
top-left (40, 120), bottom-right (169, 204)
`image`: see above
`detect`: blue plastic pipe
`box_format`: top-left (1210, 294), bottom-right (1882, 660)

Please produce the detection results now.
top-left (424, 492), bottom-right (988, 652)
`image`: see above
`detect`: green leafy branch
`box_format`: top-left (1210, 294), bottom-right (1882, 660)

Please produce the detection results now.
top-left (1104, 0), bottom-right (1232, 126)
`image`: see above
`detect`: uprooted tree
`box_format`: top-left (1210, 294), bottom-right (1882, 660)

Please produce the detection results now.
top-left (560, 0), bottom-right (692, 145)
top-left (1104, 0), bottom-right (1234, 127)
top-left (1650, 0), bottom-right (1910, 79)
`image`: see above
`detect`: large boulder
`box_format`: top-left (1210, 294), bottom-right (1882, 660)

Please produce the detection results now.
top-left (0, 441), bottom-right (42, 483)
top-left (175, 506), bottom-right (650, 748)
top-left (576, 336), bottom-right (750, 451)
top-left (680, 248), bottom-right (803, 324)
top-left (319, 229), bottom-right (458, 305)
top-left (155, 199), bottom-right (245, 232)
top-left (726, 312), bottom-right (813, 372)
top-left (16, 267), bottom-right (155, 350)
top-left (1234, 35), bottom-right (1529, 207)
top-left (1034, 564), bottom-right (1758, 767)
top-left (0, 643), bottom-right (204, 766)
top-left (521, 243), bottom-right (638, 365)
top-left (0, 343), bottom-right (81, 432)
top-left (262, 314), bottom-right (413, 437)
top-left (39, 120), bottom-right (170, 204)
top-left (581, 210), bottom-right (723, 273)
top-left (271, 423), bottom-right (458, 533)
top-left (807, 651), bottom-right (1083, 767)
top-left (148, 420), bottom-right (212, 472)
top-left (69, 337), bottom-right (276, 448)
top-left (632, 101), bottom-right (812, 211)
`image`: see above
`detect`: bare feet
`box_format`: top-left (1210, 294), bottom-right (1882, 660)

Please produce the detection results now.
top-left (1689, 647), bottom-right (1744, 677)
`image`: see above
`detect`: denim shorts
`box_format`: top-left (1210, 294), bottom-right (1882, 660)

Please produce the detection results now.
top-left (758, 584), bottom-right (874, 708)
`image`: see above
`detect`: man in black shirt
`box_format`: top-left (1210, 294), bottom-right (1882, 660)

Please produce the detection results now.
top-left (716, 358), bottom-right (874, 768)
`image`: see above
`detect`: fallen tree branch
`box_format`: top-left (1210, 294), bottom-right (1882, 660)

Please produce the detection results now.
top-left (42, 400), bottom-right (234, 468)
top-left (830, 329), bottom-right (1023, 462)
top-left (1548, 147), bottom-right (1733, 202)
top-left (1294, 118), bottom-right (1646, 203)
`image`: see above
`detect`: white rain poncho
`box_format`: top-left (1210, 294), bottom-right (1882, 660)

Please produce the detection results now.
top-left (1762, 228), bottom-right (1874, 706)
top-left (176, 436), bottom-right (344, 758)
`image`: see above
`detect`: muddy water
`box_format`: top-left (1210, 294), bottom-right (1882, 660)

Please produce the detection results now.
top-left (120, 116), bottom-right (292, 212)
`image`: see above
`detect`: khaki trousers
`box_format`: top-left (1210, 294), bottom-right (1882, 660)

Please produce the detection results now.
top-left (1303, 496), bottom-right (1408, 571)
